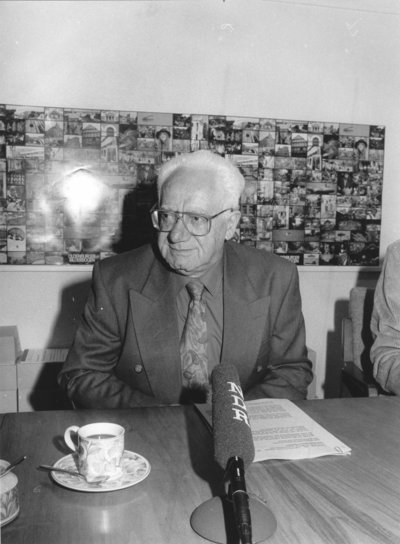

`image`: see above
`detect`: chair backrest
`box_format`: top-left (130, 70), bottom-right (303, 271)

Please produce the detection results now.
top-left (348, 287), bottom-right (375, 379)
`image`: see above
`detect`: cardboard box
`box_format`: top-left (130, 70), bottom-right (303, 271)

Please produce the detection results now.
top-left (17, 348), bottom-right (69, 390)
top-left (18, 388), bottom-right (71, 412)
top-left (16, 348), bottom-right (71, 411)
top-left (0, 327), bottom-right (19, 412)
top-left (0, 326), bottom-right (21, 365)
top-left (0, 390), bottom-right (18, 413)
top-left (0, 364), bottom-right (17, 390)
top-left (17, 360), bottom-right (64, 390)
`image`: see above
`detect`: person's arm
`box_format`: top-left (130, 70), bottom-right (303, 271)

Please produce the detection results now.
top-left (245, 263), bottom-right (313, 401)
top-left (58, 261), bottom-right (157, 408)
top-left (371, 242), bottom-right (400, 394)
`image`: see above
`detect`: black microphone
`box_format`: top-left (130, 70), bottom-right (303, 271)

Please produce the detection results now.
top-left (212, 364), bottom-right (255, 544)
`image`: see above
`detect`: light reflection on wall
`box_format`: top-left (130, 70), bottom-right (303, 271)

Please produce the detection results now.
top-left (57, 167), bottom-right (109, 224)
top-left (39, 167), bottom-right (114, 263)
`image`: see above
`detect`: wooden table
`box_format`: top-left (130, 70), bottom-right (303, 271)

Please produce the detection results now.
top-left (1, 397), bottom-right (400, 544)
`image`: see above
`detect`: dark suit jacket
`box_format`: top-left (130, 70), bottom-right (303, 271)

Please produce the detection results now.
top-left (59, 241), bottom-right (312, 408)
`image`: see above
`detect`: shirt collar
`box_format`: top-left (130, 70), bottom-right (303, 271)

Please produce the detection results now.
top-left (196, 257), bottom-right (223, 297)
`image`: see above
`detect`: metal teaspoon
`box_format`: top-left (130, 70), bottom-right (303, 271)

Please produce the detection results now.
top-left (0, 455), bottom-right (27, 478)
top-left (38, 464), bottom-right (109, 483)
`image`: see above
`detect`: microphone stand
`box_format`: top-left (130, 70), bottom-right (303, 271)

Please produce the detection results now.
top-left (191, 463), bottom-right (277, 544)
top-left (227, 457), bottom-right (252, 544)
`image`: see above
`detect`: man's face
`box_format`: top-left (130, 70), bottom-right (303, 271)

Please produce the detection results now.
top-left (157, 166), bottom-right (239, 277)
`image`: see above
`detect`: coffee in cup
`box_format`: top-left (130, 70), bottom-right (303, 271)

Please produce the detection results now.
top-left (64, 422), bottom-right (125, 483)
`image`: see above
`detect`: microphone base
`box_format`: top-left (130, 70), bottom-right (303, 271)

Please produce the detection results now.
top-left (190, 494), bottom-right (277, 543)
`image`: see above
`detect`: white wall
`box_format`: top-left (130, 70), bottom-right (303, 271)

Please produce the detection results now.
top-left (1, 0), bottom-right (399, 397)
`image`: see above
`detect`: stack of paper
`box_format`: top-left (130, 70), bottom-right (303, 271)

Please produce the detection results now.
top-left (246, 399), bottom-right (351, 462)
top-left (20, 349), bottom-right (69, 363)
top-left (195, 398), bottom-right (351, 462)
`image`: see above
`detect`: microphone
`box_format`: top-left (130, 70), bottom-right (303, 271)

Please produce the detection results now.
top-left (212, 363), bottom-right (254, 544)
top-left (190, 364), bottom-right (276, 544)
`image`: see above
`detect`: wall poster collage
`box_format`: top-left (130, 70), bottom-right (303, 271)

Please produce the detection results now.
top-left (0, 104), bottom-right (384, 266)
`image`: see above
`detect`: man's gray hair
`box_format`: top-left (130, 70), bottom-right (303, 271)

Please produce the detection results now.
top-left (157, 150), bottom-right (245, 208)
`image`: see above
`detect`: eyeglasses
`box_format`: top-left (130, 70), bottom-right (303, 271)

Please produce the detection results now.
top-left (150, 204), bottom-right (236, 237)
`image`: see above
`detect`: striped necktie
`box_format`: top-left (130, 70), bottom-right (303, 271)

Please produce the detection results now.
top-left (180, 281), bottom-right (209, 402)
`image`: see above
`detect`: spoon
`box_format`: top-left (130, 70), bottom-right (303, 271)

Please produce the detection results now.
top-left (38, 464), bottom-right (109, 484)
top-left (0, 455), bottom-right (27, 478)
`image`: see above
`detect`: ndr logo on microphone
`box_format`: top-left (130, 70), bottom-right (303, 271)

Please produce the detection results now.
top-left (226, 381), bottom-right (251, 428)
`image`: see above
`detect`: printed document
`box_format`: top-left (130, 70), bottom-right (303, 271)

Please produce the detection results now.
top-left (247, 398), bottom-right (351, 462)
top-left (195, 398), bottom-right (351, 462)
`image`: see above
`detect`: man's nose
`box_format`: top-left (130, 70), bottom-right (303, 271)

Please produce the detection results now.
top-left (168, 216), bottom-right (191, 242)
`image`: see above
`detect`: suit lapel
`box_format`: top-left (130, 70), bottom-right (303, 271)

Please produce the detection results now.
top-left (221, 244), bottom-right (270, 386)
top-left (128, 243), bottom-right (270, 402)
top-left (129, 258), bottom-right (182, 404)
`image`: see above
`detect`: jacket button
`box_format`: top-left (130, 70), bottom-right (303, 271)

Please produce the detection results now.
top-left (256, 365), bottom-right (263, 373)
top-left (134, 364), bottom-right (143, 374)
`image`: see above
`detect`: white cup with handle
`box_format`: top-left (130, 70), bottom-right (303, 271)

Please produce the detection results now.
top-left (64, 422), bottom-right (125, 483)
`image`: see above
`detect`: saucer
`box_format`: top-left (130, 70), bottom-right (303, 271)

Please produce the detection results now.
top-left (0, 506), bottom-right (20, 528)
top-left (50, 450), bottom-right (150, 493)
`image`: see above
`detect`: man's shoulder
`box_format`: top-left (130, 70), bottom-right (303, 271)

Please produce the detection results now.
top-left (386, 239), bottom-right (400, 256)
top-left (384, 239), bottom-right (400, 267)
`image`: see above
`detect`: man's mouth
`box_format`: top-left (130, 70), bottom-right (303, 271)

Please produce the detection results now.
top-left (169, 246), bottom-right (194, 253)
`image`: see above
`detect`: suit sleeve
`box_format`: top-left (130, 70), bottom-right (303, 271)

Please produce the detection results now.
top-left (370, 242), bottom-right (400, 394)
top-left (245, 263), bottom-right (313, 401)
top-left (58, 261), bottom-right (158, 408)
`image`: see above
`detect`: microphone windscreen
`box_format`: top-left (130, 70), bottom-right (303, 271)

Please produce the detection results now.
top-left (212, 363), bottom-right (255, 470)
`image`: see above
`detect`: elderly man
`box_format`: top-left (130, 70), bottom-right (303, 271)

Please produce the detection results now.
top-left (59, 150), bottom-right (312, 408)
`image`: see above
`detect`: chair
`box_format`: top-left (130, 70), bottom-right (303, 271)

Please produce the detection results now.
top-left (341, 287), bottom-right (380, 397)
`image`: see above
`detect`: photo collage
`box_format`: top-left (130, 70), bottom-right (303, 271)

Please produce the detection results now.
top-left (0, 105), bottom-right (384, 266)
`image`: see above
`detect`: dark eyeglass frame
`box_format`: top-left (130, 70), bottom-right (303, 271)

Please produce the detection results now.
top-left (150, 204), bottom-right (237, 237)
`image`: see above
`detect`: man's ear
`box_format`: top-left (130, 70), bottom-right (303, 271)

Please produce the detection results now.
top-left (225, 210), bottom-right (241, 240)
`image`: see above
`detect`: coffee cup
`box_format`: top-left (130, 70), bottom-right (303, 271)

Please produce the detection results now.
top-left (64, 422), bottom-right (125, 483)
top-left (0, 460), bottom-right (19, 527)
